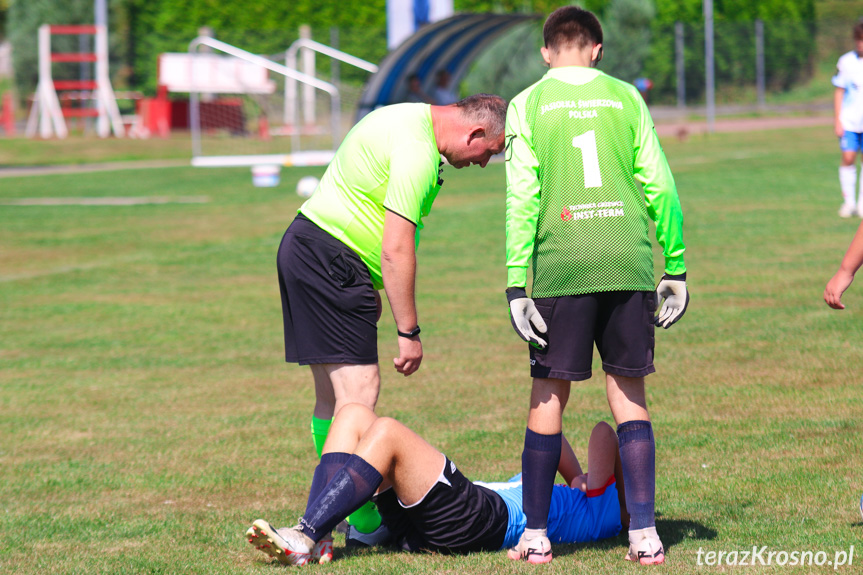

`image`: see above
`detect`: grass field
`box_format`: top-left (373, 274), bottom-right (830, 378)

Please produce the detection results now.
top-left (1, 125), bottom-right (862, 574)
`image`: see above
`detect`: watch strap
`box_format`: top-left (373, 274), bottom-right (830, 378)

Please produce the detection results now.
top-left (397, 325), bottom-right (421, 338)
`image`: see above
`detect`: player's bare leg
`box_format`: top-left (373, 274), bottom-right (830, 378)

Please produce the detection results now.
top-left (606, 373), bottom-right (664, 565)
top-left (583, 421), bottom-right (630, 529)
top-left (605, 373), bottom-right (648, 423)
top-left (584, 422), bottom-right (619, 489)
top-left (310, 365), bottom-right (337, 420)
top-left (351, 414), bottom-right (446, 505)
top-left (320, 403), bottom-right (379, 454)
top-left (311, 363), bottom-right (380, 418)
top-left (527, 377), bottom-right (571, 434)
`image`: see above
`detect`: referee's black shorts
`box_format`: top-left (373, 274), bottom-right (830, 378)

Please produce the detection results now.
top-left (276, 213), bottom-right (378, 365)
top-left (374, 458), bottom-right (508, 554)
top-left (529, 290), bottom-right (656, 381)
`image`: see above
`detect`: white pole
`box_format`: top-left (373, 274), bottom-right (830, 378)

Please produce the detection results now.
top-left (96, 25), bottom-right (109, 137)
top-left (300, 25), bottom-right (315, 127)
top-left (37, 25), bottom-right (67, 138)
top-left (286, 47), bottom-right (299, 151)
top-left (704, 0), bottom-right (715, 133)
top-left (38, 25), bottom-right (52, 138)
top-left (96, 24), bottom-right (124, 137)
top-left (285, 37), bottom-right (377, 152)
top-left (94, 0), bottom-right (107, 27)
top-left (94, 0), bottom-right (107, 133)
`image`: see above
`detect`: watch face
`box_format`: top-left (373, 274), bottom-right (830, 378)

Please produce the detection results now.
top-left (399, 326), bottom-right (420, 337)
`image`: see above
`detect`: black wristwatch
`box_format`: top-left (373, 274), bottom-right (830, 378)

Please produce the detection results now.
top-left (397, 325), bottom-right (421, 338)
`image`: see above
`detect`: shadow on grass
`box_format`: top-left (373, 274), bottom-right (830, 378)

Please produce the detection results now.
top-left (545, 515), bottom-right (718, 559)
top-left (332, 516), bottom-right (717, 562)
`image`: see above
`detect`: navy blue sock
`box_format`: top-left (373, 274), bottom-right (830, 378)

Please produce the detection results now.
top-left (299, 454), bottom-right (382, 542)
top-left (617, 420), bottom-right (656, 530)
top-left (304, 452), bottom-right (351, 517)
top-left (521, 428), bottom-right (562, 530)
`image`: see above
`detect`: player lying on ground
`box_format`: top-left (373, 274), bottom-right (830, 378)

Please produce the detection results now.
top-left (246, 403), bottom-right (629, 566)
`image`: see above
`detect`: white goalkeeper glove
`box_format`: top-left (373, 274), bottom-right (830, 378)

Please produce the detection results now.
top-left (654, 272), bottom-right (689, 328)
top-left (506, 287), bottom-right (548, 349)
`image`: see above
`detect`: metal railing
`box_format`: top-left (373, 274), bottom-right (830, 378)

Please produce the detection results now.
top-left (187, 35), bottom-right (341, 157)
top-left (284, 37), bottom-right (378, 151)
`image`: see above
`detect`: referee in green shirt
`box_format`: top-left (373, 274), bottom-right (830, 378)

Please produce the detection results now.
top-left (276, 95), bottom-right (506, 542)
top-left (504, 7), bottom-right (688, 566)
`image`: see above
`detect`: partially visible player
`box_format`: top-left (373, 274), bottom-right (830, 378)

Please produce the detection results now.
top-left (824, 220), bottom-right (863, 309)
top-left (504, 6), bottom-right (687, 566)
top-left (833, 19), bottom-right (863, 218)
top-left (245, 403), bottom-right (628, 566)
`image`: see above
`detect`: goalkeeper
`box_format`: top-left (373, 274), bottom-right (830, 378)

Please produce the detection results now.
top-left (504, 6), bottom-right (687, 566)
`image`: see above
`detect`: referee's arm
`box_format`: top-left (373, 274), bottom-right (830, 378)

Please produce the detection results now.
top-left (382, 209), bottom-right (422, 376)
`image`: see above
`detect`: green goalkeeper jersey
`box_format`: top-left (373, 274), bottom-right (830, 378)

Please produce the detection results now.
top-left (505, 66), bottom-right (685, 297)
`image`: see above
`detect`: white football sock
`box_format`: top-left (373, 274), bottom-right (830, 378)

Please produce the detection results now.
top-left (840, 165), bottom-right (857, 207)
top-left (629, 525), bottom-right (660, 543)
top-left (523, 528), bottom-right (547, 540)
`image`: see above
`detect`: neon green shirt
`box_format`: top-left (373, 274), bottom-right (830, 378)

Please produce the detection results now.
top-left (505, 66), bottom-right (685, 297)
top-left (300, 104), bottom-right (442, 289)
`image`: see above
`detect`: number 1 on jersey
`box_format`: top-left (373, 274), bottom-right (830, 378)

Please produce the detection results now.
top-left (572, 130), bottom-right (602, 188)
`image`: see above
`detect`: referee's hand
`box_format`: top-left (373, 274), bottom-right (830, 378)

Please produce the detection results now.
top-left (394, 336), bottom-right (422, 376)
top-left (506, 287), bottom-right (548, 349)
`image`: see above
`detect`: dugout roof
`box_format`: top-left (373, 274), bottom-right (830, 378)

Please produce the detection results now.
top-left (357, 12), bottom-right (540, 119)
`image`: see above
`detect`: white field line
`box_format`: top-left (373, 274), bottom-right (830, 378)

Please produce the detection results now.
top-left (0, 160), bottom-right (189, 179)
top-left (0, 196), bottom-right (209, 206)
top-left (670, 150), bottom-right (770, 166)
top-left (0, 253), bottom-right (153, 283)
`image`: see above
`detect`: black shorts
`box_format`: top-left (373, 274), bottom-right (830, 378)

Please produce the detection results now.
top-left (374, 458), bottom-right (508, 554)
top-left (529, 290), bottom-right (656, 381)
top-left (276, 213), bottom-right (378, 365)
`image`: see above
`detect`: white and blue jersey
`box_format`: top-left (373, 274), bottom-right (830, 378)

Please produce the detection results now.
top-left (474, 476), bottom-right (622, 549)
top-left (833, 51), bottom-right (863, 133)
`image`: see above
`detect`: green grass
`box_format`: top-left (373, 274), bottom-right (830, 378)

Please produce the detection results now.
top-left (1, 126), bottom-right (862, 574)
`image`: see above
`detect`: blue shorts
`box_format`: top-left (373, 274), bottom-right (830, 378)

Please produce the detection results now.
top-left (839, 131), bottom-right (863, 153)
